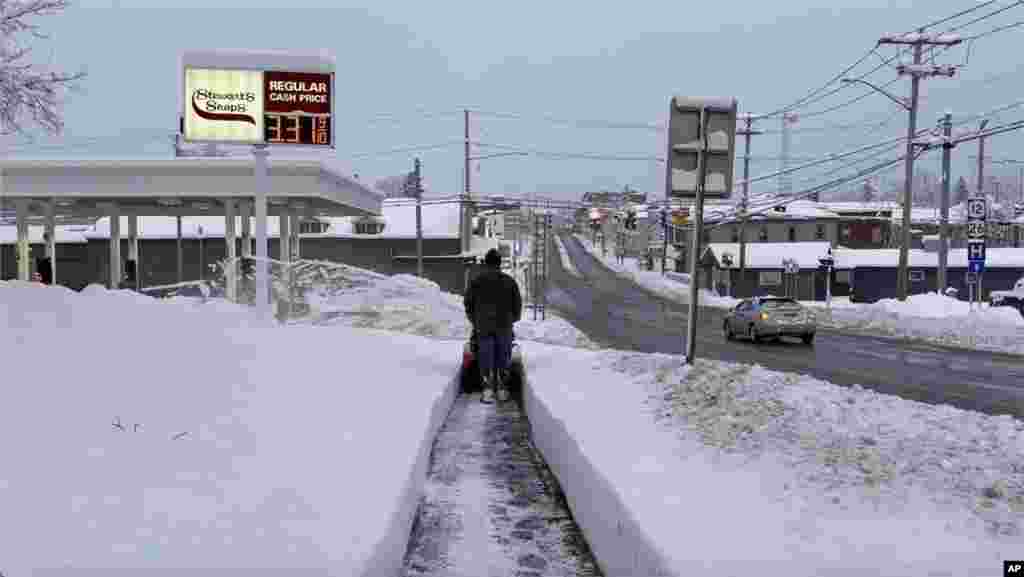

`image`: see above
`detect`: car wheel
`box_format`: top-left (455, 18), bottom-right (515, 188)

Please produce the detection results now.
top-left (723, 320), bottom-right (734, 340)
top-left (802, 332), bottom-right (815, 345)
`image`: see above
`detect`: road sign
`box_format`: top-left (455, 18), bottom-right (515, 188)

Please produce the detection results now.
top-left (666, 96), bottom-right (738, 199)
top-left (968, 261), bottom-right (984, 275)
top-left (966, 196), bottom-right (986, 273)
top-left (967, 197), bottom-right (987, 221)
top-left (967, 240), bottom-right (986, 262)
top-left (966, 221), bottom-right (986, 240)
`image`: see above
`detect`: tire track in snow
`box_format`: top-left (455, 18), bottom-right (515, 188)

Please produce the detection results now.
top-left (401, 395), bottom-right (602, 577)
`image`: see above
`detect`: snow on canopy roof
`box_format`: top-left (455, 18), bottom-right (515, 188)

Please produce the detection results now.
top-left (834, 247), bottom-right (1024, 269)
top-left (819, 201), bottom-right (898, 214)
top-left (0, 225), bottom-right (88, 245)
top-left (82, 199), bottom-right (459, 240)
top-left (704, 242), bottom-right (832, 269)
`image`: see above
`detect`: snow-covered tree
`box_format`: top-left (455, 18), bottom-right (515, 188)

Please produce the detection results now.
top-left (0, 0), bottom-right (85, 135)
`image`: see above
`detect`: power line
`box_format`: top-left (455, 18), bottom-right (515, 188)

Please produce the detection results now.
top-left (964, 17), bottom-right (1024, 40)
top-left (902, 0), bottom-right (1001, 34)
top-left (474, 141), bottom-right (662, 162)
top-left (349, 141), bottom-right (464, 159)
top-left (469, 109), bottom-right (663, 132)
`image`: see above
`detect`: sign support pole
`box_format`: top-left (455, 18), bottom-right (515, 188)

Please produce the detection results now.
top-left (253, 144), bottom-right (271, 318)
top-left (685, 116), bottom-right (708, 365)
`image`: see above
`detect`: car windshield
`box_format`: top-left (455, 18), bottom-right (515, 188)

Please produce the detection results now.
top-left (761, 299), bottom-right (801, 310)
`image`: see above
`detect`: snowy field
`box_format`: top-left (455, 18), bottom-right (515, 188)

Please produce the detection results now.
top-left (572, 234), bottom-right (1024, 356)
top-left (4, 262), bottom-right (1021, 575)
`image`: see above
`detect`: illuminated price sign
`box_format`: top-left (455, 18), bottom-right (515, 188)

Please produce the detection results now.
top-left (182, 67), bottom-right (334, 147)
top-left (264, 71), bottom-right (332, 147)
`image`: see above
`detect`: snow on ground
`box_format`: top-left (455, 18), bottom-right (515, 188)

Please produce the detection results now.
top-left (573, 235), bottom-right (1024, 355)
top-left (302, 266), bottom-right (599, 350)
top-left (571, 234), bottom-right (740, 308)
top-left (553, 235), bottom-right (580, 277)
top-left (0, 280), bottom-right (459, 574)
top-left (523, 347), bottom-right (1024, 576)
top-left (806, 293), bottom-right (1024, 355)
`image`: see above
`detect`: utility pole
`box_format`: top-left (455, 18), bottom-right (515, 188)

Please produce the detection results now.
top-left (462, 109), bottom-right (470, 255)
top-left (977, 119), bottom-right (990, 200)
top-left (660, 207), bottom-right (668, 275)
top-left (736, 114), bottom-right (763, 296)
top-left (413, 157), bottom-right (424, 278)
top-left (874, 28), bottom-right (961, 301)
top-left (938, 111), bottom-right (952, 293)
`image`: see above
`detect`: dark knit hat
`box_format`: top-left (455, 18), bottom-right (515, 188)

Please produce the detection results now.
top-left (484, 248), bottom-right (502, 267)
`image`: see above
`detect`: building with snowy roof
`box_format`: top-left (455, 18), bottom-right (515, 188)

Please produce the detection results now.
top-left (0, 196), bottom-right (505, 295)
top-left (699, 240), bottom-right (1024, 302)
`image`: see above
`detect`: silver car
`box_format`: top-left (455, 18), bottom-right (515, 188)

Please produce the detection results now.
top-left (723, 297), bottom-right (816, 345)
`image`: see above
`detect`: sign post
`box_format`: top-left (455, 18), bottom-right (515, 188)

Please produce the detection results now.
top-left (819, 249), bottom-right (834, 308)
top-left (967, 196), bottom-right (987, 308)
top-left (179, 50), bottom-right (336, 316)
top-left (666, 96), bottom-right (738, 364)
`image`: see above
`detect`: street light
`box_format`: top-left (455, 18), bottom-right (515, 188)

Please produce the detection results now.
top-left (840, 78), bottom-right (910, 110)
top-left (842, 76), bottom-right (917, 301)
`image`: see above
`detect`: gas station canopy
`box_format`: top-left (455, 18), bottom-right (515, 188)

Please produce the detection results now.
top-left (0, 158), bottom-right (382, 222)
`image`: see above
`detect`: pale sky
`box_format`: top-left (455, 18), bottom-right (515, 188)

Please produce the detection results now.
top-left (10, 0), bottom-right (1024, 202)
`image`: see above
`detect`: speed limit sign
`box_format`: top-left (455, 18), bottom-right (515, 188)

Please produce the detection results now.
top-left (967, 197), bottom-right (987, 221)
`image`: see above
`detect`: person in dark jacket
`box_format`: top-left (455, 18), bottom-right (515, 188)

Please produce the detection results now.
top-left (464, 248), bottom-right (522, 403)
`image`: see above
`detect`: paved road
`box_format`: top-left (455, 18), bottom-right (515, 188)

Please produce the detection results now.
top-left (549, 234), bottom-right (1024, 418)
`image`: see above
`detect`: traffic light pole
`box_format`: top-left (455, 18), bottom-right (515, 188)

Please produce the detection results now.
top-left (685, 121), bottom-right (709, 365)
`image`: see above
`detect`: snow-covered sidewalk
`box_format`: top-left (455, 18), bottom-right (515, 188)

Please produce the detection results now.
top-left (0, 281), bottom-right (460, 574)
top-left (524, 349), bottom-right (1024, 576)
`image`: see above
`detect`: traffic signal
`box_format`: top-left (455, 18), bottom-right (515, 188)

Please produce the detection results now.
top-left (665, 96), bottom-right (738, 199)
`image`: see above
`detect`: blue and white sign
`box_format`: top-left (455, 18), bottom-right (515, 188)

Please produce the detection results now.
top-left (966, 196), bottom-right (986, 275)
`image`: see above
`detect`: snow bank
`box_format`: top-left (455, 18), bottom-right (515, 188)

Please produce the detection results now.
top-left (521, 345), bottom-right (1023, 576)
top-left (304, 268), bottom-right (599, 350)
top-left (553, 235), bottom-right (580, 277)
top-left (810, 292), bottom-right (1024, 355)
top-left (572, 234), bottom-right (739, 308)
top-left (0, 281), bottom-right (461, 575)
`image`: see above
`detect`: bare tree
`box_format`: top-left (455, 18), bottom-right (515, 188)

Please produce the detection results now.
top-left (862, 178), bottom-right (878, 203)
top-left (0, 0), bottom-right (84, 135)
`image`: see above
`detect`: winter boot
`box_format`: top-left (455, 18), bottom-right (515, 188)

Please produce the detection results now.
top-left (496, 369), bottom-right (510, 402)
top-left (480, 374), bottom-right (495, 404)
